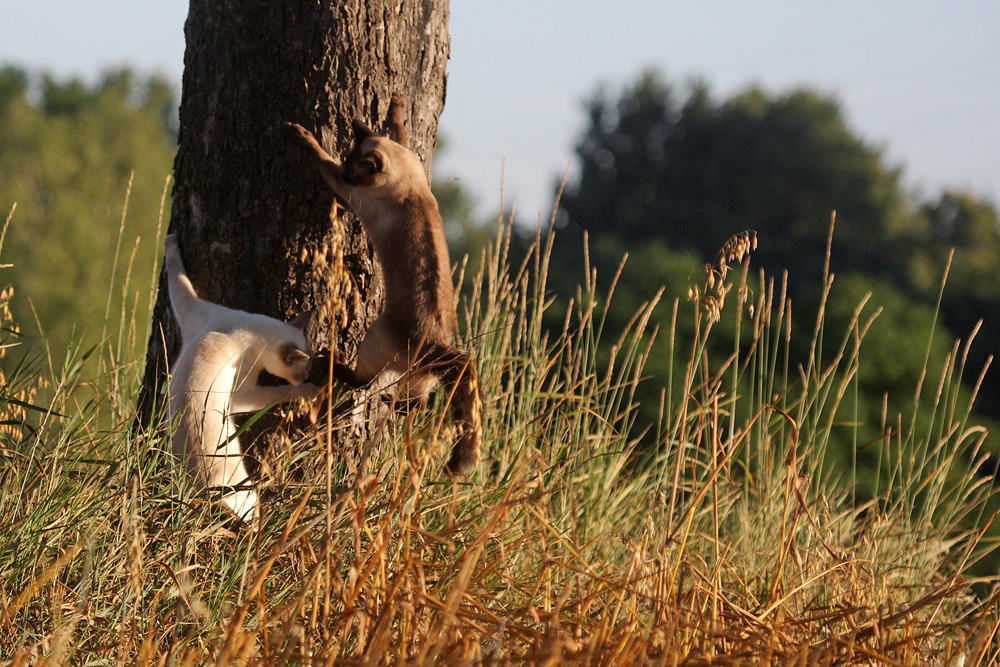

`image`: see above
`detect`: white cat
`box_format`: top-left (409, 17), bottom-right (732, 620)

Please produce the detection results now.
top-left (164, 234), bottom-right (317, 524)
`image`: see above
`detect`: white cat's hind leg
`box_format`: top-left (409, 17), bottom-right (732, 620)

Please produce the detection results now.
top-left (201, 430), bottom-right (260, 526)
top-left (221, 488), bottom-right (259, 526)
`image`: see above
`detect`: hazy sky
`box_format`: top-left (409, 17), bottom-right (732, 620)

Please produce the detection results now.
top-left (3, 1), bottom-right (998, 221)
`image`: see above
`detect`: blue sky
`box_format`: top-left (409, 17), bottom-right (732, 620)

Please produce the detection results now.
top-left (3, 1), bottom-right (998, 221)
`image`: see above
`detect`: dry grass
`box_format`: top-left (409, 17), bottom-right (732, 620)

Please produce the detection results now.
top-left (0, 204), bottom-right (997, 665)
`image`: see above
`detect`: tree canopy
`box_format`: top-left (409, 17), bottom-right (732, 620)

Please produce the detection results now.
top-left (0, 66), bottom-right (176, 365)
top-left (551, 69), bottom-right (1000, 491)
top-left (561, 71), bottom-right (911, 287)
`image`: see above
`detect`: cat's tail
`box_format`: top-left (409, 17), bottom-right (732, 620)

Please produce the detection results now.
top-left (164, 234), bottom-right (201, 338)
top-left (422, 343), bottom-right (483, 475)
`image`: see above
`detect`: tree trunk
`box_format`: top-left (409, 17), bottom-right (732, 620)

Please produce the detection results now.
top-left (138, 0), bottom-right (450, 476)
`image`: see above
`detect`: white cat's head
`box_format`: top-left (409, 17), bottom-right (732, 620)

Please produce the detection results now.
top-left (265, 311), bottom-right (313, 385)
top-left (341, 120), bottom-right (427, 196)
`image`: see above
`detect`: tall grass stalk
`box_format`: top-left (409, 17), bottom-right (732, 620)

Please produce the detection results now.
top-left (0, 200), bottom-right (996, 665)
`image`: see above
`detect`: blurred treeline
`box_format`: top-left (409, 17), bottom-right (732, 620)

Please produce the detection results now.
top-left (0, 66), bottom-right (175, 373)
top-left (476, 70), bottom-right (1000, 499)
top-left (0, 65), bottom-right (997, 501)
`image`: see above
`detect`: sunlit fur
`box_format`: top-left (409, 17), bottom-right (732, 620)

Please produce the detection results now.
top-left (164, 234), bottom-right (317, 524)
top-left (285, 95), bottom-right (482, 474)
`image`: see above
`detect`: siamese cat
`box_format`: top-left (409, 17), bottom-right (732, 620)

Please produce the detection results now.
top-left (284, 93), bottom-right (482, 474)
top-left (164, 234), bottom-right (317, 523)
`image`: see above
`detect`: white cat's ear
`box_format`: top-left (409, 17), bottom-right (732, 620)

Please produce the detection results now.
top-left (283, 346), bottom-right (310, 365)
top-left (288, 310), bottom-right (312, 331)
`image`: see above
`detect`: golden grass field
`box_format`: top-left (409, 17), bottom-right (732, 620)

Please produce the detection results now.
top-left (1, 204), bottom-right (997, 665)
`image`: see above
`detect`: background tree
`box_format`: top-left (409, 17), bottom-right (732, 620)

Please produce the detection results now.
top-left (0, 66), bottom-right (175, 370)
top-left (560, 70), bottom-right (909, 288)
top-left (549, 69), bottom-right (999, 493)
top-left (910, 191), bottom-right (1000, 418)
top-left (431, 135), bottom-right (495, 264)
top-left (137, 1), bottom-right (451, 462)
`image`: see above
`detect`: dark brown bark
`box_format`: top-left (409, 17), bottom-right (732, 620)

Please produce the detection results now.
top-left (137, 0), bottom-right (450, 470)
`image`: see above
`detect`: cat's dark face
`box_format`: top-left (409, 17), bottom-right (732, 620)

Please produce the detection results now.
top-left (342, 121), bottom-right (385, 187)
top-left (278, 342), bottom-right (312, 385)
top-left (265, 311), bottom-right (312, 385)
top-left (341, 119), bottom-right (428, 196)
top-left (342, 146), bottom-right (383, 187)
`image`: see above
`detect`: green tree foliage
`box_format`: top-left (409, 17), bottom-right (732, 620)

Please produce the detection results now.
top-left (910, 191), bottom-right (1000, 299)
top-left (0, 66), bottom-right (176, 365)
top-left (910, 191), bottom-right (1000, 417)
top-left (801, 273), bottom-right (975, 496)
top-left (561, 70), bottom-right (909, 287)
top-left (551, 69), bottom-right (1000, 493)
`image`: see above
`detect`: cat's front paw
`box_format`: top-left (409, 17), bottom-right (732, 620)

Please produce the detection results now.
top-left (284, 122), bottom-right (319, 150)
top-left (295, 382), bottom-right (322, 401)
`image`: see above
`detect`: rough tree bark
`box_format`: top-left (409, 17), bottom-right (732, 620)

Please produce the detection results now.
top-left (138, 0), bottom-right (450, 473)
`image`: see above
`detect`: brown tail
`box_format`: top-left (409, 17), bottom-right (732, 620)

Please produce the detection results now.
top-left (422, 343), bottom-right (482, 475)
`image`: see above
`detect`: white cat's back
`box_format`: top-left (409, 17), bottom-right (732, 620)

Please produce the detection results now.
top-left (165, 234), bottom-right (260, 343)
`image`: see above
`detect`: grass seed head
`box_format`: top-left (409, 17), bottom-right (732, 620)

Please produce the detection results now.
top-left (690, 230), bottom-right (757, 322)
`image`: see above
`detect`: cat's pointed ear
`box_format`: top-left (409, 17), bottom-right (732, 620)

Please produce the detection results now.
top-left (288, 310), bottom-right (312, 331)
top-left (352, 119), bottom-right (375, 141)
top-left (282, 344), bottom-right (310, 365)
